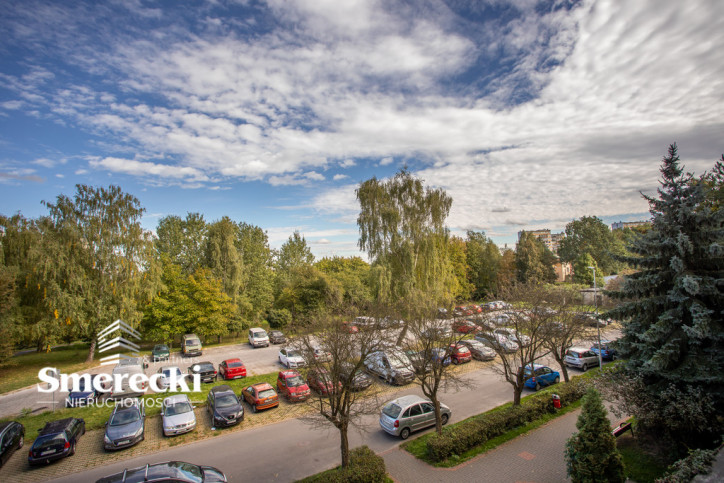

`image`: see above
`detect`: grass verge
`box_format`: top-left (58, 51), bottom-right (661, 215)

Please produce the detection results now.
top-left (617, 433), bottom-right (671, 483)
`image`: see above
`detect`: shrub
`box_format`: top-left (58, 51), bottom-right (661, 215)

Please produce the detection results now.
top-left (656, 448), bottom-right (717, 483)
top-left (300, 446), bottom-right (387, 483)
top-left (565, 388), bottom-right (625, 483)
top-left (426, 378), bottom-right (589, 461)
top-left (266, 308), bottom-right (292, 329)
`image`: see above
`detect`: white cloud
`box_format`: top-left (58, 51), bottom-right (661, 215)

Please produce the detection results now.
top-left (379, 157), bottom-right (394, 166)
top-left (340, 159), bottom-right (356, 168)
top-left (333, 174), bottom-right (348, 181)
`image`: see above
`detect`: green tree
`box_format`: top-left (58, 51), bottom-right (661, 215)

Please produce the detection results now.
top-left (558, 216), bottom-right (621, 275)
top-left (142, 257), bottom-right (188, 346)
top-left (448, 236), bottom-right (471, 301)
top-left (277, 231), bottom-right (314, 273)
top-left (184, 268), bottom-right (234, 342)
top-left (565, 388), bottom-right (625, 483)
top-left (205, 217), bottom-right (244, 337)
top-left (466, 231), bottom-right (501, 299)
top-left (155, 212), bottom-right (207, 274)
top-left (572, 253), bottom-right (604, 286)
top-left (0, 265), bottom-right (19, 362)
top-left (515, 232), bottom-right (556, 283)
top-left (606, 144), bottom-right (724, 447)
top-left (35, 185), bottom-right (159, 362)
top-left (356, 169), bottom-right (455, 341)
top-left (236, 222), bottom-right (275, 322)
top-left (275, 266), bottom-right (339, 324)
top-left (265, 308), bottom-right (292, 329)
top-left (315, 256), bottom-right (372, 306)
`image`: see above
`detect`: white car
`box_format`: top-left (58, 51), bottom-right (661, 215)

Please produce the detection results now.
top-left (157, 366), bottom-right (185, 390)
top-left (161, 394), bottom-right (196, 436)
top-left (475, 332), bottom-right (519, 353)
top-left (495, 328), bottom-right (531, 347)
top-left (279, 348), bottom-right (306, 368)
top-left (364, 349), bottom-right (414, 385)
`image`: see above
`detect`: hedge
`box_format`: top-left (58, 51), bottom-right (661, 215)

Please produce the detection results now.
top-left (299, 445), bottom-right (387, 483)
top-left (426, 378), bottom-right (589, 462)
top-left (655, 447), bottom-right (718, 483)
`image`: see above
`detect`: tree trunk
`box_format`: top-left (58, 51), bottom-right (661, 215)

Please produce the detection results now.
top-left (86, 336), bottom-right (96, 363)
top-left (218, 334), bottom-right (222, 344)
top-left (433, 398), bottom-right (443, 434)
top-left (339, 423), bottom-right (350, 468)
top-left (560, 362), bottom-right (570, 382)
top-left (513, 386), bottom-right (522, 406)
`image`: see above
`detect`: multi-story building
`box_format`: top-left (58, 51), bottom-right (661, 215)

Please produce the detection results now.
top-left (611, 220), bottom-right (651, 231)
top-left (518, 229), bottom-right (565, 254)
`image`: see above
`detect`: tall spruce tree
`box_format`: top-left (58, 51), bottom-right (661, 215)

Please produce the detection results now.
top-left (606, 144), bottom-right (724, 439)
top-left (565, 388), bottom-right (625, 483)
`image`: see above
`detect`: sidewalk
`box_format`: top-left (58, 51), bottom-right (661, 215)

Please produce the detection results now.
top-left (384, 407), bottom-right (583, 483)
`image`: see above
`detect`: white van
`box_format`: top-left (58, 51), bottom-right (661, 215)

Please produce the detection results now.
top-left (248, 328), bottom-right (270, 348)
top-left (109, 358), bottom-right (148, 399)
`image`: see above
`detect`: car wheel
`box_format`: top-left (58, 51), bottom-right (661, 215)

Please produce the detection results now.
top-left (554, 376), bottom-right (560, 384)
top-left (535, 382), bottom-right (541, 391)
top-left (441, 414), bottom-right (449, 426)
top-left (18, 436), bottom-right (24, 449)
top-left (253, 404), bottom-right (258, 413)
top-left (582, 364), bottom-right (588, 372)
top-left (400, 428), bottom-right (411, 440)
top-left (69, 442), bottom-right (76, 456)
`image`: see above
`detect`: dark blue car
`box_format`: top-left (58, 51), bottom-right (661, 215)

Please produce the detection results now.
top-left (65, 374), bottom-right (105, 407)
top-left (590, 340), bottom-right (617, 361)
top-left (522, 364), bottom-right (560, 391)
top-left (430, 348), bottom-right (452, 367)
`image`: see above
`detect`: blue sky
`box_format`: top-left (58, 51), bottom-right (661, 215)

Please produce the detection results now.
top-left (1, 0), bottom-right (723, 258)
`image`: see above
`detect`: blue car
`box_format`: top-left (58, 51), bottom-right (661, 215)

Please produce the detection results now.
top-left (591, 340), bottom-right (617, 361)
top-left (65, 374), bottom-right (105, 407)
top-left (430, 348), bottom-right (452, 367)
top-left (522, 364), bottom-right (560, 391)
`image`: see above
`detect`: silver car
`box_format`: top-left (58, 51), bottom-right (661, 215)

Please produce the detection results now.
top-left (379, 395), bottom-right (451, 439)
top-left (564, 347), bottom-right (600, 371)
top-left (161, 394), bottom-right (196, 436)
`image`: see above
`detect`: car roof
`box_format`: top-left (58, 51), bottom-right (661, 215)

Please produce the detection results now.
top-left (250, 382), bottom-right (273, 390)
top-left (160, 365), bottom-right (180, 371)
top-left (0, 421), bottom-right (15, 433)
top-left (223, 358), bottom-right (241, 364)
top-left (40, 418), bottom-right (76, 434)
top-left (279, 370), bottom-right (300, 378)
top-left (567, 347), bottom-right (589, 352)
top-left (163, 394), bottom-right (190, 405)
top-left (210, 384), bottom-right (234, 394)
top-left (388, 395), bottom-right (428, 408)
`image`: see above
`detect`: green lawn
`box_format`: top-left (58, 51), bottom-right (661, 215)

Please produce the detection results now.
top-left (617, 433), bottom-right (671, 482)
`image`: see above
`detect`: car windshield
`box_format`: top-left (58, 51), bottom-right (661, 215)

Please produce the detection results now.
top-left (457, 346), bottom-right (470, 353)
top-left (227, 361), bottom-right (244, 368)
top-left (197, 363), bottom-right (214, 372)
top-left (287, 376), bottom-right (305, 387)
top-left (468, 341), bottom-right (484, 350)
top-left (155, 345), bottom-right (168, 352)
top-left (165, 401), bottom-right (192, 416)
top-left (382, 403), bottom-right (402, 419)
top-left (110, 408), bottom-right (140, 426)
top-left (146, 462), bottom-right (203, 483)
top-left (76, 378), bottom-right (91, 392)
top-left (187, 339), bottom-right (200, 346)
top-left (253, 331), bottom-right (267, 338)
top-left (388, 354), bottom-right (409, 368)
top-left (215, 394), bottom-right (239, 408)
top-left (287, 350), bottom-right (301, 358)
top-left (163, 368), bottom-right (182, 377)
top-left (33, 433), bottom-right (66, 449)
top-left (258, 389), bottom-right (276, 399)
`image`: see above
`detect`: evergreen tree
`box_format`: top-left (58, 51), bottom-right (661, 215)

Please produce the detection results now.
top-left (565, 388), bottom-right (625, 483)
top-left (515, 231), bottom-right (556, 283)
top-left (606, 144), bottom-right (724, 444)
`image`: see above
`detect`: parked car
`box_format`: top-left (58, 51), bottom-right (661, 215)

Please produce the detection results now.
top-left (109, 359), bottom-right (148, 399)
top-left (28, 417), bottom-right (85, 465)
top-left (467, 305), bottom-right (482, 314)
top-left (591, 339), bottom-right (617, 361)
top-left (452, 319), bottom-right (481, 334)
top-left (96, 461), bottom-right (228, 483)
top-left (490, 313), bottom-right (513, 326)
top-left (421, 320), bottom-right (453, 339)
top-left (365, 349), bottom-right (415, 385)
top-left (494, 328), bottom-right (531, 347)
top-left (307, 368), bottom-right (341, 396)
top-left (156, 366), bottom-right (185, 390)
top-left (379, 395), bottom-right (451, 439)
top-left (278, 347), bottom-right (306, 368)
top-left (448, 343), bottom-right (472, 364)
top-left (341, 321), bottom-right (359, 333)
top-left (162, 394), bottom-right (197, 436)
top-left (218, 359), bottom-right (247, 380)
top-left (429, 348), bottom-right (452, 367)
top-left (268, 330), bottom-right (286, 344)
top-left (207, 385), bottom-right (244, 428)
top-left (66, 374), bottom-right (105, 407)
top-left (564, 347), bottom-right (600, 371)
top-left (241, 383), bottom-right (279, 413)
top-left (311, 346), bottom-right (332, 363)
top-left (104, 399), bottom-right (144, 451)
top-left (276, 370), bottom-right (311, 402)
top-left (405, 350), bottom-right (430, 373)
top-left (151, 344), bottom-right (170, 362)
top-left (181, 334), bottom-right (202, 357)
top-left (0, 421), bottom-right (24, 467)
top-left (522, 364), bottom-right (560, 391)
top-left (340, 363), bottom-right (373, 391)
top-left (459, 339), bottom-right (497, 361)
top-left (475, 332), bottom-right (519, 353)
top-left (187, 361), bottom-right (217, 383)
top-left (248, 327), bottom-right (270, 348)
top-left (453, 305), bottom-right (472, 317)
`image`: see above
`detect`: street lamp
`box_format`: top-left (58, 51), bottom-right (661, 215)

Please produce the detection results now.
top-left (588, 265), bottom-right (603, 369)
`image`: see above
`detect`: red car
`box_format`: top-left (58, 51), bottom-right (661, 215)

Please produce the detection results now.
top-left (307, 368), bottom-right (340, 396)
top-left (218, 358), bottom-right (247, 380)
top-left (277, 370), bottom-right (311, 402)
top-left (341, 321), bottom-right (359, 333)
top-left (452, 320), bottom-right (481, 334)
top-left (241, 383), bottom-right (279, 412)
top-left (467, 305), bottom-right (483, 314)
top-left (449, 343), bottom-right (472, 364)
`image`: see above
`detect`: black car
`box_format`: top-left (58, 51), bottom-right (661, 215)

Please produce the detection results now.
top-left (96, 461), bottom-right (228, 482)
top-left (66, 374), bottom-right (105, 407)
top-left (268, 330), bottom-right (286, 344)
top-left (104, 399), bottom-right (145, 451)
top-left (207, 385), bottom-right (244, 428)
top-left (28, 417), bottom-right (85, 466)
top-left (188, 361), bottom-right (217, 383)
top-left (0, 421), bottom-right (24, 467)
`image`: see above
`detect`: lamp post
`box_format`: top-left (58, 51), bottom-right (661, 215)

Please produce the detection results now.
top-left (588, 265), bottom-right (603, 369)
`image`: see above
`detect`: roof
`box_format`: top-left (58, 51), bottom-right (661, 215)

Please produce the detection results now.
top-left (222, 358), bottom-right (241, 363)
top-left (251, 382), bottom-right (273, 390)
top-left (279, 370), bottom-right (301, 378)
top-left (210, 384), bottom-right (234, 394)
top-left (162, 394), bottom-right (190, 405)
top-left (0, 421), bottom-right (15, 433)
top-left (40, 418), bottom-right (76, 434)
top-left (388, 395), bottom-right (428, 408)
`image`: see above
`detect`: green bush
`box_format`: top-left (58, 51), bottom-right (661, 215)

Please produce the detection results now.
top-left (656, 448), bottom-right (717, 483)
top-left (426, 378), bottom-right (588, 462)
top-left (299, 446), bottom-right (387, 482)
top-left (266, 308), bottom-right (292, 329)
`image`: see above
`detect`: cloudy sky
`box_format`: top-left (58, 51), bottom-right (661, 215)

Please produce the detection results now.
top-left (1, 0), bottom-right (722, 257)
